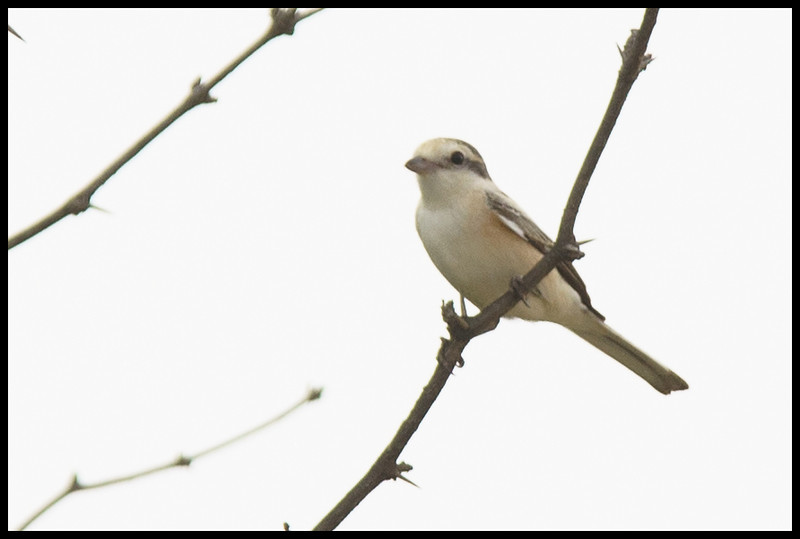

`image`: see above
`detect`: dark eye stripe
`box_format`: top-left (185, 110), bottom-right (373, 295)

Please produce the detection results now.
top-left (453, 140), bottom-right (489, 179)
top-left (438, 139), bottom-right (491, 179)
top-left (458, 141), bottom-right (484, 162)
top-left (466, 158), bottom-right (490, 179)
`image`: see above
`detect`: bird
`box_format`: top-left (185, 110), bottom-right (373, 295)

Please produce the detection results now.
top-left (406, 137), bottom-right (688, 395)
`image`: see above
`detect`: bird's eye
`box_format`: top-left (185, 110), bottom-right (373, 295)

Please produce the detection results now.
top-left (450, 151), bottom-right (465, 165)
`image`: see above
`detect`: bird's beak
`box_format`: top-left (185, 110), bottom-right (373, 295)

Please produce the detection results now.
top-left (405, 156), bottom-right (435, 174)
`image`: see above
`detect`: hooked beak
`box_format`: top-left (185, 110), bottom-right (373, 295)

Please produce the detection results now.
top-left (405, 156), bottom-right (436, 174)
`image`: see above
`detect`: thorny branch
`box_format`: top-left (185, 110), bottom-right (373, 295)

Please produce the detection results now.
top-left (313, 8), bottom-right (660, 531)
top-left (17, 388), bottom-right (322, 530)
top-left (7, 8), bottom-right (323, 250)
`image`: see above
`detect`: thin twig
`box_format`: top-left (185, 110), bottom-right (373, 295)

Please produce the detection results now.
top-left (313, 8), bottom-right (660, 531)
top-left (17, 388), bottom-right (322, 530)
top-left (8, 8), bottom-right (324, 250)
top-left (313, 359), bottom-right (455, 531)
top-left (8, 24), bottom-right (25, 41)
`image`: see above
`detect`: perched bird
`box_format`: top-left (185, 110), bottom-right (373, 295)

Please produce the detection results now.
top-left (406, 138), bottom-right (688, 395)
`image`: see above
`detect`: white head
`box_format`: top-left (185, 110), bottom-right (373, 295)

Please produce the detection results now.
top-left (405, 138), bottom-right (493, 208)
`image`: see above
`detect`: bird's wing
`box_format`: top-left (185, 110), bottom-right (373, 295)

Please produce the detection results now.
top-left (485, 190), bottom-right (605, 321)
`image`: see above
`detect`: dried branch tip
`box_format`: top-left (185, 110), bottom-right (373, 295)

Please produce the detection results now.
top-left (64, 192), bottom-right (92, 216)
top-left (88, 203), bottom-right (111, 214)
top-left (174, 454), bottom-right (192, 467)
top-left (559, 240), bottom-right (585, 261)
top-left (441, 300), bottom-right (469, 333)
top-left (190, 78), bottom-right (217, 104)
top-left (392, 462), bottom-right (419, 487)
top-left (509, 276), bottom-right (532, 308)
top-left (69, 474), bottom-right (83, 492)
top-left (617, 29), bottom-right (656, 72)
top-left (8, 25), bottom-right (24, 41)
top-left (271, 8), bottom-right (299, 36)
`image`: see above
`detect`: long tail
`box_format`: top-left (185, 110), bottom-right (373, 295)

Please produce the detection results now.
top-left (569, 320), bottom-right (688, 395)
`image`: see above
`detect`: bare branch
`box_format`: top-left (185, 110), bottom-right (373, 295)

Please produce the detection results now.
top-left (7, 8), bottom-right (324, 250)
top-left (8, 24), bottom-right (25, 41)
top-left (313, 8), bottom-right (661, 530)
top-left (17, 388), bottom-right (322, 530)
top-left (313, 359), bottom-right (455, 531)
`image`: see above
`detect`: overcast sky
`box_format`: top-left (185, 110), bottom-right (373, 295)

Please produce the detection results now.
top-left (8, 8), bottom-right (791, 531)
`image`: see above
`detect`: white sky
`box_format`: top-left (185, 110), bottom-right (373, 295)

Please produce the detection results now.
top-left (8, 8), bottom-right (791, 531)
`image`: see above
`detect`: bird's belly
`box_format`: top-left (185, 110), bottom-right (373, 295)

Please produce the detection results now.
top-left (416, 206), bottom-right (583, 323)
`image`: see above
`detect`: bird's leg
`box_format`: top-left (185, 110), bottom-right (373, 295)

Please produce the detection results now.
top-left (509, 275), bottom-right (533, 308)
top-left (459, 294), bottom-right (468, 318)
